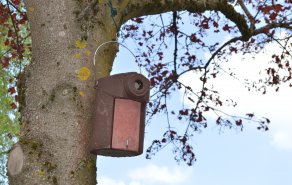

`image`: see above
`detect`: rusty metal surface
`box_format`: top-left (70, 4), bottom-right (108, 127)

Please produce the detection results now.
top-left (112, 99), bottom-right (141, 152)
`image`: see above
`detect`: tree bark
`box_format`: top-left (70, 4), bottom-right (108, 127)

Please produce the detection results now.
top-left (7, 0), bottom-right (249, 184)
top-left (8, 0), bottom-right (118, 184)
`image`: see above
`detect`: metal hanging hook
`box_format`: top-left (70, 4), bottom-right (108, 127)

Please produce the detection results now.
top-left (93, 41), bottom-right (142, 74)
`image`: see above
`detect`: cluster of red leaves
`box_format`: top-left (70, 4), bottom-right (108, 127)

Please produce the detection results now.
top-left (265, 50), bottom-right (292, 88)
top-left (192, 12), bottom-right (237, 34)
top-left (258, 3), bottom-right (287, 21)
top-left (0, 0), bottom-right (31, 110)
top-left (146, 130), bottom-right (196, 166)
top-left (120, 0), bottom-right (291, 165)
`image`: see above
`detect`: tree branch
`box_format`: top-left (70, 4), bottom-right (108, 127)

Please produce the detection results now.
top-left (6, 0), bottom-right (24, 14)
top-left (253, 22), bottom-right (292, 35)
top-left (124, 0), bottom-right (251, 40)
top-left (5, 0), bottom-right (22, 71)
top-left (179, 36), bottom-right (241, 76)
top-left (237, 0), bottom-right (255, 30)
top-left (172, 11), bottom-right (178, 80)
top-left (178, 20), bottom-right (291, 76)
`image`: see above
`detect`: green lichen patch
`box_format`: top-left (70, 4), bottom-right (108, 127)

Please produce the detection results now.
top-left (74, 157), bottom-right (96, 184)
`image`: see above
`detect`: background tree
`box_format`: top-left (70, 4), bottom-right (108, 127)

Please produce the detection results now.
top-left (0, 0), bottom-right (291, 185)
top-left (0, 0), bottom-right (30, 183)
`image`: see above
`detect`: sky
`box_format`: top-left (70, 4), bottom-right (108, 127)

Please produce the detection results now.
top-left (95, 13), bottom-right (292, 185)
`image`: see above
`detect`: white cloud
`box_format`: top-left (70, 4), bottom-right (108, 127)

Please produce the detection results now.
top-left (129, 182), bottom-right (142, 185)
top-left (128, 164), bottom-right (192, 185)
top-left (270, 114), bottom-right (292, 150)
top-left (97, 164), bottom-right (192, 185)
top-left (272, 130), bottom-right (292, 150)
top-left (98, 176), bottom-right (141, 185)
top-left (98, 176), bottom-right (127, 185)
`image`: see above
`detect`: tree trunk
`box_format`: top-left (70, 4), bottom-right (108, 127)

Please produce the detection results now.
top-left (7, 0), bottom-right (244, 184)
top-left (8, 0), bottom-right (119, 184)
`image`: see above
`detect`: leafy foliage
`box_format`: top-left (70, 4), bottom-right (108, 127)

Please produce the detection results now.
top-left (0, 0), bottom-right (30, 182)
top-left (119, 0), bottom-right (291, 165)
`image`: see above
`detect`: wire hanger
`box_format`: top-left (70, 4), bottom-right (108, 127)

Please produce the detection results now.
top-left (93, 40), bottom-right (142, 74)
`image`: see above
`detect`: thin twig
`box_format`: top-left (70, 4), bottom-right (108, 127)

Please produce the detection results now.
top-left (172, 11), bottom-right (178, 79)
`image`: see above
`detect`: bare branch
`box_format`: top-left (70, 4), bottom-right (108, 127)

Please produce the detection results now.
top-left (179, 36), bottom-right (241, 76)
top-left (238, 0), bottom-right (255, 30)
top-left (266, 34), bottom-right (292, 57)
top-left (6, 0), bottom-right (24, 14)
top-left (253, 22), bottom-right (292, 35)
top-left (172, 11), bottom-right (178, 80)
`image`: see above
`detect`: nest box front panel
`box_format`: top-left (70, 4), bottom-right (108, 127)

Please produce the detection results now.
top-left (112, 99), bottom-right (141, 152)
